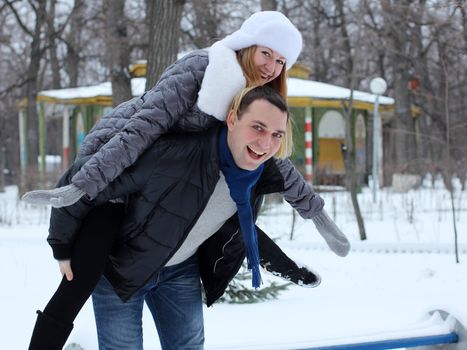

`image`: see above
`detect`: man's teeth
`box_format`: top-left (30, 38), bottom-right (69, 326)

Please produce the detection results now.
top-left (248, 146), bottom-right (266, 156)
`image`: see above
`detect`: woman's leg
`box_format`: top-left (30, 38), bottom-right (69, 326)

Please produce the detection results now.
top-left (43, 202), bottom-right (124, 322)
top-left (145, 254), bottom-right (204, 350)
top-left (29, 202), bottom-right (124, 349)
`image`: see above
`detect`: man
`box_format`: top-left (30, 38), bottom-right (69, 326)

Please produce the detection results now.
top-left (38, 86), bottom-right (349, 349)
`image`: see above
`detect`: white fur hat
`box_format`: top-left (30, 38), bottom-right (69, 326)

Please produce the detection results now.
top-left (219, 11), bottom-right (302, 70)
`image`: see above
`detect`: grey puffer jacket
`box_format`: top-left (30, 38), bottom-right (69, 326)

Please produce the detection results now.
top-left (72, 41), bottom-right (324, 219)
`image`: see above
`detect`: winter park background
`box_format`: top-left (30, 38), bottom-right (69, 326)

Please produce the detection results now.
top-left (0, 175), bottom-right (466, 349)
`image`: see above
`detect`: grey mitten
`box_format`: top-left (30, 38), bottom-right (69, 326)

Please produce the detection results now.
top-left (311, 209), bottom-right (351, 257)
top-left (21, 184), bottom-right (86, 208)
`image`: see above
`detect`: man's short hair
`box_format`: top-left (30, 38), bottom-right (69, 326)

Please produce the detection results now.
top-left (230, 86), bottom-right (293, 158)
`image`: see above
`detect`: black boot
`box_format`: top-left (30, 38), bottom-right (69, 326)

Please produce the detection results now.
top-left (29, 310), bottom-right (73, 350)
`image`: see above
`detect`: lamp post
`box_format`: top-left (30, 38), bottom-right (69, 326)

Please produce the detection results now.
top-left (370, 77), bottom-right (387, 203)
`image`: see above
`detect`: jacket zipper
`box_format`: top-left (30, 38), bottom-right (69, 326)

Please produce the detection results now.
top-left (213, 229), bottom-right (239, 274)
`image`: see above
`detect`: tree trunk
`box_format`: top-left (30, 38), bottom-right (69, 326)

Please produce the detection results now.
top-left (261, 0), bottom-right (278, 11)
top-left (381, 0), bottom-right (417, 173)
top-left (392, 62), bottom-right (416, 172)
top-left (309, 1), bottom-right (328, 81)
top-left (104, 0), bottom-right (132, 106)
top-left (64, 0), bottom-right (85, 87)
top-left (335, 0), bottom-right (367, 240)
top-left (46, 0), bottom-right (61, 89)
top-left (342, 98), bottom-right (367, 241)
top-left (412, 1), bottom-right (434, 168)
top-left (334, 0), bottom-right (353, 86)
top-left (459, 1), bottom-right (467, 47)
top-left (25, 0), bottom-right (47, 173)
top-left (0, 146), bottom-right (5, 192)
top-left (145, 0), bottom-right (185, 90)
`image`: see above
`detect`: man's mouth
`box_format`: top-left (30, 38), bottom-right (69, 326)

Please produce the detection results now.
top-left (247, 146), bottom-right (266, 160)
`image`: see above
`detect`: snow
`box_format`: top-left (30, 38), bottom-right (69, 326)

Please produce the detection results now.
top-left (0, 178), bottom-right (466, 349)
top-left (37, 77), bottom-right (394, 106)
top-left (287, 77), bottom-right (395, 105)
top-left (38, 78), bottom-right (147, 101)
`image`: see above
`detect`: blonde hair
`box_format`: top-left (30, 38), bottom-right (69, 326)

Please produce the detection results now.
top-left (237, 46), bottom-right (288, 99)
top-left (230, 86), bottom-right (293, 158)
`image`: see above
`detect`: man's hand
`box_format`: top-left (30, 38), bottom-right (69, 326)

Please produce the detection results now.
top-left (21, 184), bottom-right (85, 208)
top-left (59, 259), bottom-right (74, 281)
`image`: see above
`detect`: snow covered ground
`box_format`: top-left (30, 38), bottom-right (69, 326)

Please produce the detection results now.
top-left (0, 177), bottom-right (466, 349)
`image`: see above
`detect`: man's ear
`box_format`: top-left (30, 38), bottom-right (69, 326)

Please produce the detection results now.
top-left (226, 110), bottom-right (236, 129)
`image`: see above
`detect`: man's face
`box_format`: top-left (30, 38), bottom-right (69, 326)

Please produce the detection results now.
top-left (226, 99), bottom-right (287, 171)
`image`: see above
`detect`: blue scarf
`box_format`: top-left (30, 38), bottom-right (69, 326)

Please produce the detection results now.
top-left (218, 127), bottom-right (264, 288)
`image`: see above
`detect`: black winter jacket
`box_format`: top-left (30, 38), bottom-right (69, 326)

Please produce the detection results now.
top-left (49, 126), bottom-right (320, 305)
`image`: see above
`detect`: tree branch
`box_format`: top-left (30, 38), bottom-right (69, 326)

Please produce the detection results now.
top-left (4, 0), bottom-right (34, 37)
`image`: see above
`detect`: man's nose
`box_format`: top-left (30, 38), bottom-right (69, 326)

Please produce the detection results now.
top-left (257, 134), bottom-right (272, 148)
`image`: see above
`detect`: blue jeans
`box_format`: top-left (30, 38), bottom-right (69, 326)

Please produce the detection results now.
top-left (92, 254), bottom-right (204, 350)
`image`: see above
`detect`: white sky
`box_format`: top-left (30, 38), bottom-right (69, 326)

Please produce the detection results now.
top-left (0, 177), bottom-right (465, 349)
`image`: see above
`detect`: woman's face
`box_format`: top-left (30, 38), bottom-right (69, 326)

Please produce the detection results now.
top-left (253, 46), bottom-right (286, 84)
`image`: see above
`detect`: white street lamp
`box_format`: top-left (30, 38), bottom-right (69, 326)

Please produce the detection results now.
top-left (370, 77), bottom-right (387, 203)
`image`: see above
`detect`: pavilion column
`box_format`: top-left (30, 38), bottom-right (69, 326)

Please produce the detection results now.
top-left (62, 107), bottom-right (70, 169)
top-left (38, 102), bottom-right (46, 183)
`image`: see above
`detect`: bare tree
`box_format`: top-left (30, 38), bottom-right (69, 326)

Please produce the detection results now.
top-left (5, 0), bottom-right (47, 189)
top-left (45, 0), bottom-right (61, 89)
top-left (458, 0), bottom-right (467, 44)
top-left (180, 1), bottom-right (254, 52)
top-left (145, 0), bottom-right (186, 89)
top-left (440, 52), bottom-right (460, 263)
top-left (381, 1), bottom-right (418, 174)
top-left (104, 0), bottom-right (132, 106)
top-left (334, 0), bottom-right (367, 240)
top-left (181, 0), bottom-right (222, 49)
top-left (63, 0), bottom-right (85, 87)
top-left (302, 0), bottom-right (331, 81)
top-left (60, 1), bottom-right (105, 88)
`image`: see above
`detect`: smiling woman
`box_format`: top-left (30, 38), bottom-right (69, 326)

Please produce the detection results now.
top-left (253, 46), bottom-right (286, 83)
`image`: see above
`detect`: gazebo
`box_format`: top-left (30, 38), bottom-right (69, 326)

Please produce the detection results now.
top-left (20, 62), bottom-right (396, 185)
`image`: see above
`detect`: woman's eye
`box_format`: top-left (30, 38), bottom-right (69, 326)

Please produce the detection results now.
top-left (253, 125), bottom-right (262, 131)
top-left (273, 133), bottom-right (283, 139)
top-left (262, 51), bottom-right (271, 57)
top-left (277, 60), bottom-right (285, 66)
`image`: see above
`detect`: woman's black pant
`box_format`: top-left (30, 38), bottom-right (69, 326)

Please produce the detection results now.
top-left (42, 202), bottom-right (125, 324)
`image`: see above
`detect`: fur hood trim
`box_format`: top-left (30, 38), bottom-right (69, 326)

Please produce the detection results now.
top-left (197, 41), bottom-right (246, 121)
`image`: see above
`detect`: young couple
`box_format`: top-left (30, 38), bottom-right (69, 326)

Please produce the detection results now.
top-left (23, 11), bottom-right (350, 350)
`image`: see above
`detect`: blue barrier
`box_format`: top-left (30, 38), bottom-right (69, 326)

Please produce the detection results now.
top-left (296, 310), bottom-right (465, 350)
top-left (302, 332), bottom-right (459, 350)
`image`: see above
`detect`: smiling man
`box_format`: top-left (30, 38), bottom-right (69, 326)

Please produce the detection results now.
top-left (226, 90), bottom-right (287, 170)
top-left (41, 85), bottom-right (329, 349)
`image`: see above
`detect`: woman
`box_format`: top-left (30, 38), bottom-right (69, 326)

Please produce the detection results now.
top-left (24, 11), bottom-right (350, 350)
